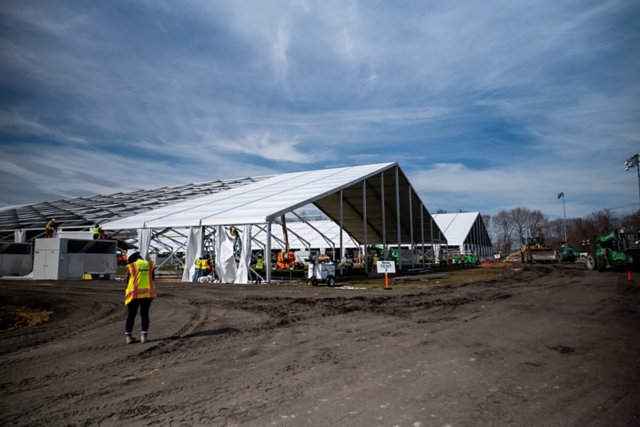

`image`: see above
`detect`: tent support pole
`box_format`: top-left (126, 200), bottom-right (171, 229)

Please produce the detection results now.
top-left (339, 190), bottom-right (343, 265)
top-left (253, 224), bottom-right (288, 250)
top-left (266, 221), bottom-right (272, 284)
top-left (381, 171), bottom-right (386, 260)
top-left (420, 204), bottom-right (425, 267)
top-left (409, 188), bottom-right (414, 269)
top-left (291, 212), bottom-right (333, 249)
top-left (395, 165), bottom-right (401, 270)
top-left (363, 180), bottom-right (368, 274)
top-left (430, 216), bottom-right (434, 263)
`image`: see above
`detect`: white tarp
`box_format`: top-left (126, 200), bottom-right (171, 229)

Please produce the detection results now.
top-left (138, 228), bottom-right (153, 260)
top-left (14, 230), bottom-right (25, 243)
top-left (181, 226), bottom-right (203, 282)
top-left (234, 225), bottom-right (252, 284)
top-left (217, 227), bottom-right (237, 283)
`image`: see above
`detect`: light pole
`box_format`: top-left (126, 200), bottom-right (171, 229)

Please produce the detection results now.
top-left (557, 192), bottom-right (567, 243)
top-left (625, 154), bottom-right (640, 208)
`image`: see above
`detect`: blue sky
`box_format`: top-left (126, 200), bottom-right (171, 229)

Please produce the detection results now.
top-left (1, 0), bottom-right (639, 219)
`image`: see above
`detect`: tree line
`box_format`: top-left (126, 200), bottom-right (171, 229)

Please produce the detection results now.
top-left (485, 207), bottom-right (640, 255)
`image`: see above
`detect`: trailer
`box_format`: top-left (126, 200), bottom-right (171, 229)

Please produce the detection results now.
top-left (307, 261), bottom-right (336, 287)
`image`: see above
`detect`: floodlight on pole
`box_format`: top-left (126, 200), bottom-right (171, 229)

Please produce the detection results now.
top-left (557, 192), bottom-right (567, 243)
top-left (625, 154), bottom-right (640, 208)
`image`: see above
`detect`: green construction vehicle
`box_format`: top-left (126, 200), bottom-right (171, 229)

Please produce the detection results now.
top-left (556, 245), bottom-right (580, 263)
top-left (452, 252), bottom-right (479, 265)
top-left (585, 230), bottom-right (640, 272)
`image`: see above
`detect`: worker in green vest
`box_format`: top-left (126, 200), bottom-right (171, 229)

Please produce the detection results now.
top-left (92, 224), bottom-right (102, 240)
top-left (254, 253), bottom-right (264, 284)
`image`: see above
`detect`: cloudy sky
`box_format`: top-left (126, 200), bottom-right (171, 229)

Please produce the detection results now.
top-left (1, 0), bottom-right (639, 219)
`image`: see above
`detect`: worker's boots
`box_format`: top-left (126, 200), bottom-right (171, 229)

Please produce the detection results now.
top-left (140, 332), bottom-right (148, 344)
top-left (125, 334), bottom-right (136, 344)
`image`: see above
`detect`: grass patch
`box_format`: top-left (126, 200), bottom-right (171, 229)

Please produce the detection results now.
top-left (0, 305), bottom-right (52, 331)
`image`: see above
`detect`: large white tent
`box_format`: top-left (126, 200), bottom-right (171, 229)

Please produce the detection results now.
top-left (431, 212), bottom-right (493, 259)
top-left (102, 162), bottom-right (447, 282)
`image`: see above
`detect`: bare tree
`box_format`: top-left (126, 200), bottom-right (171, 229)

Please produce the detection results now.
top-left (510, 207), bottom-right (530, 244)
top-left (528, 209), bottom-right (547, 236)
top-left (621, 210), bottom-right (640, 232)
top-left (546, 218), bottom-right (564, 245)
top-left (587, 209), bottom-right (618, 236)
top-left (492, 210), bottom-right (514, 255)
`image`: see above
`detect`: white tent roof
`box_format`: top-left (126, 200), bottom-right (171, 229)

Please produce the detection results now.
top-left (102, 162), bottom-right (447, 245)
top-left (102, 163), bottom-right (390, 229)
top-left (432, 212), bottom-right (483, 246)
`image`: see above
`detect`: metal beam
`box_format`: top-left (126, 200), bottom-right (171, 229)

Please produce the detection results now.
top-left (395, 166), bottom-right (401, 270)
top-left (381, 171), bottom-right (386, 259)
top-left (266, 221), bottom-right (272, 283)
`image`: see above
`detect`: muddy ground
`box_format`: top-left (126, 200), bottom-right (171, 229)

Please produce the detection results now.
top-left (0, 264), bottom-right (639, 426)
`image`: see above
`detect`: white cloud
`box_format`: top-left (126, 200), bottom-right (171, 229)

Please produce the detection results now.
top-left (0, 112), bottom-right (87, 145)
top-left (209, 132), bottom-right (313, 164)
top-left (410, 161), bottom-right (638, 218)
top-left (0, 0), bottom-right (637, 215)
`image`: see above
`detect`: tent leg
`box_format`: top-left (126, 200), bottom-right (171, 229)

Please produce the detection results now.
top-left (265, 221), bottom-right (272, 284)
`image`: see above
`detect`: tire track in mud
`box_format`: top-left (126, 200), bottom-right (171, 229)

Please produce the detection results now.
top-left (34, 298), bottom-right (281, 425)
top-left (222, 286), bottom-right (514, 331)
top-left (7, 264), bottom-right (633, 426)
top-left (0, 297), bottom-right (213, 425)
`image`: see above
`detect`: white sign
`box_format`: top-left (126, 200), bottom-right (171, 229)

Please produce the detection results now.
top-left (376, 260), bottom-right (396, 274)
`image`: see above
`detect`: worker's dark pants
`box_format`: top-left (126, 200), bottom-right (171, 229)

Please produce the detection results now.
top-left (125, 298), bottom-right (152, 333)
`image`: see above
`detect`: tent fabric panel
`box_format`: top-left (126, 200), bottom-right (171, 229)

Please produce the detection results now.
top-left (103, 162), bottom-right (395, 229)
top-left (432, 212), bottom-right (482, 247)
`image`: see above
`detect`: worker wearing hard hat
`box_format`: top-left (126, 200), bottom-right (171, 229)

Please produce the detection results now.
top-left (123, 252), bottom-right (156, 344)
top-left (45, 218), bottom-right (56, 238)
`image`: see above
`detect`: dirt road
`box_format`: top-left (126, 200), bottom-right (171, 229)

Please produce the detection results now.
top-left (1, 265), bottom-right (639, 426)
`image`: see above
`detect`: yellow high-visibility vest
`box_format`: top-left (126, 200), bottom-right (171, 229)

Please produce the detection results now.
top-left (195, 258), bottom-right (208, 270)
top-left (124, 260), bottom-right (156, 305)
top-left (256, 258), bottom-right (264, 270)
top-left (93, 226), bottom-right (101, 236)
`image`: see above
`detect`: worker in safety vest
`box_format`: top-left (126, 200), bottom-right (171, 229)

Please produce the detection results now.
top-left (254, 253), bottom-right (264, 284)
top-left (203, 253), bottom-right (213, 277)
top-left (192, 253), bottom-right (212, 282)
top-left (123, 252), bottom-right (156, 344)
top-left (45, 218), bottom-right (56, 238)
top-left (92, 224), bottom-right (102, 240)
